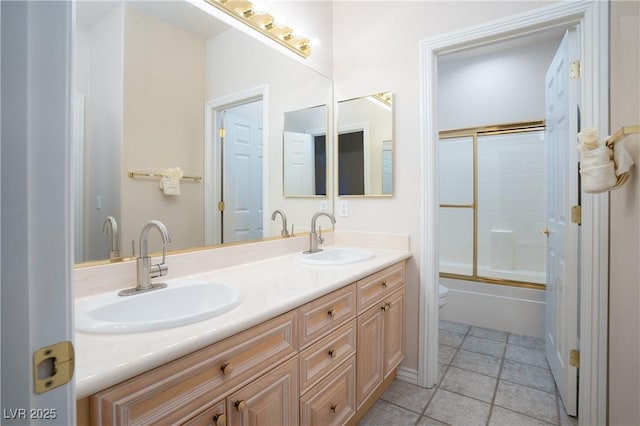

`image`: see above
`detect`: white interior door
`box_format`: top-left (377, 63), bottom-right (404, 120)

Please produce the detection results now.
top-left (382, 140), bottom-right (392, 195)
top-left (544, 28), bottom-right (580, 416)
top-left (223, 111), bottom-right (263, 243)
top-left (2, 1), bottom-right (76, 422)
top-left (283, 131), bottom-right (315, 195)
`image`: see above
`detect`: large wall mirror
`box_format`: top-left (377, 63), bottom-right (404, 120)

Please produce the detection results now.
top-left (74, 0), bottom-right (333, 265)
top-left (283, 105), bottom-right (328, 197)
top-left (337, 92), bottom-right (393, 196)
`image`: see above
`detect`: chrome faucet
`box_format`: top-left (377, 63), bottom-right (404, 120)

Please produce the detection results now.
top-left (304, 211), bottom-right (336, 254)
top-left (119, 220), bottom-right (171, 296)
top-left (102, 216), bottom-right (121, 260)
top-left (271, 209), bottom-right (293, 238)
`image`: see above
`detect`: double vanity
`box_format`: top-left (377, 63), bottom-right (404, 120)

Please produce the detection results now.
top-left (75, 231), bottom-right (410, 425)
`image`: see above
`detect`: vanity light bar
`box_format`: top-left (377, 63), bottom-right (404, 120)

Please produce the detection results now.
top-left (204, 0), bottom-right (311, 58)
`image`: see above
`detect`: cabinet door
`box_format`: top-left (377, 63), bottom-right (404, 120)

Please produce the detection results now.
top-left (227, 357), bottom-right (298, 426)
top-left (383, 289), bottom-right (405, 377)
top-left (356, 304), bottom-right (384, 408)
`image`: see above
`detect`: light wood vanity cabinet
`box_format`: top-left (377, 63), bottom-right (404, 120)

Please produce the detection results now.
top-left (81, 261), bottom-right (406, 426)
top-left (89, 311), bottom-right (297, 425)
top-left (355, 263), bottom-right (406, 409)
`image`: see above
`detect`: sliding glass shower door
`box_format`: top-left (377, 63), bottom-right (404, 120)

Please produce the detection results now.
top-left (439, 122), bottom-right (546, 288)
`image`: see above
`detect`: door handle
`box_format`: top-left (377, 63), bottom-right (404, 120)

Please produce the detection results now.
top-left (540, 228), bottom-right (555, 236)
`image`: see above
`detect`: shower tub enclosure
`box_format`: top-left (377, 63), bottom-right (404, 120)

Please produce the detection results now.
top-left (439, 122), bottom-right (546, 288)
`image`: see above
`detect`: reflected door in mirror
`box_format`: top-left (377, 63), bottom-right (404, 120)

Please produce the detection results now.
top-left (337, 92), bottom-right (393, 196)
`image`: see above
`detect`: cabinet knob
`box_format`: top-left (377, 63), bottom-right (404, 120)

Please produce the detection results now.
top-left (327, 308), bottom-right (336, 318)
top-left (220, 362), bottom-right (234, 376)
top-left (381, 302), bottom-right (391, 311)
top-left (212, 413), bottom-right (226, 426)
top-left (328, 349), bottom-right (336, 358)
top-left (330, 403), bottom-right (338, 413)
top-left (235, 400), bottom-right (247, 412)
top-left (381, 280), bottom-right (388, 288)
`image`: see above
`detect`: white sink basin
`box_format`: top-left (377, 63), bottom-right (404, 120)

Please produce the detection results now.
top-left (296, 247), bottom-right (375, 265)
top-left (76, 280), bottom-right (243, 334)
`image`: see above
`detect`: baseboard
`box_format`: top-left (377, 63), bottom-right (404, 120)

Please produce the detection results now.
top-left (395, 366), bottom-right (418, 385)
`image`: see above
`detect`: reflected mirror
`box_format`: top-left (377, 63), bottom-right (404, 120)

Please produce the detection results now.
top-left (283, 105), bottom-right (328, 197)
top-left (74, 0), bottom-right (333, 265)
top-left (337, 92), bottom-right (393, 196)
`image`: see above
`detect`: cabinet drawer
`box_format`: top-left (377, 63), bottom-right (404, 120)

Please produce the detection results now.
top-left (91, 311), bottom-right (297, 426)
top-left (183, 400), bottom-right (226, 426)
top-left (356, 262), bottom-right (405, 313)
top-left (299, 284), bottom-right (356, 349)
top-left (300, 356), bottom-right (356, 426)
top-left (299, 320), bottom-right (356, 394)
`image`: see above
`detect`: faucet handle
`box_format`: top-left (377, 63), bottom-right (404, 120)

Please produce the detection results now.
top-left (318, 226), bottom-right (325, 245)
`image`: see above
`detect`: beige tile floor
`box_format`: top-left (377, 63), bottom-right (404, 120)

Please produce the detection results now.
top-left (358, 320), bottom-right (579, 426)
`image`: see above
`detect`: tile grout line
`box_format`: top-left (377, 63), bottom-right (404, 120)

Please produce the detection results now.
top-left (484, 331), bottom-right (509, 426)
top-left (413, 324), bottom-right (472, 426)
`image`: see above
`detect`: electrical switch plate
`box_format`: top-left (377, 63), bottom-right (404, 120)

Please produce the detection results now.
top-left (339, 200), bottom-right (349, 217)
top-left (319, 200), bottom-right (328, 212)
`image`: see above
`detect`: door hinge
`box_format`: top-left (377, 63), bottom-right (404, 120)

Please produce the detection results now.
top-left (569, 349), bottom-right (580, 368)
top-left (570, 61), bottom-right (581, 79)
top-left (571, 205), bottom-right (582, 225)
top-left (219, 127), bottom-right (226, 138)
top-left (33, 341), bottom-right (74, 394)
top-left (218, 201), bottom-right (225, 212)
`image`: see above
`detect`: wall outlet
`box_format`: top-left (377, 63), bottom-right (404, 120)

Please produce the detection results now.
top-left (339, 200), bottom-right (349, 217)
top-left (319, 200), bottom-right (328, 212)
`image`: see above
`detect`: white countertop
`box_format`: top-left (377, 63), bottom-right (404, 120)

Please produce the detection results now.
top-left (74, 246), bottom-right (411, 399)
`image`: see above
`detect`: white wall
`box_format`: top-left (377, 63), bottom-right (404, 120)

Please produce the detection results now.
top-left (332, 0), bottom-right (552, 372)
top-left (438, 36), bottom-right (562, 130)
top-left (608, 1), bottom-right (640, 424)
top-left (262, 0), bottom-right (333, 78)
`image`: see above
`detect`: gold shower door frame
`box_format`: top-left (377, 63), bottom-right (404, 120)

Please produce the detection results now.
top-left (439, 120), bottom-right (546, 290)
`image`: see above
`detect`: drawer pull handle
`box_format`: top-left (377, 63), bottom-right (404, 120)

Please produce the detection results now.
top-left (381, 280), bottom-right (388, 288)
top-left (328, 349), bottom-right (336, 358)
top-left (381, 302), bottom-right (391, 311)
top-left (235, 400), bottom-right (247, 412)
top-left (328, 308), bottom-right (336, 318)
top-left (212, 413), bottom-right (226, 426)
top-left (330, 403), bottom-right (338, 413)
top-left (220, 362), bottom-right (234, 376)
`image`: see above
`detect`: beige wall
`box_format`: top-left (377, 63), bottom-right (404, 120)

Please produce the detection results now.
top-left (122, 4), bottom-right (206, 254)
top-left (608, 1), bottom-right (640, 424)
top-left (332, 0), bottom-right (550, 372)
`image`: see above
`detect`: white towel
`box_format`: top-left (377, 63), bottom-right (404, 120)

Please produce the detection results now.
top-left (160, 167), bottom-right (183, 195)
top-left (580, 146), bottom-right (611, 168)
top-left (577, 128), bottom-right (620, 193)
top-left (580, 162), bottom-right (618, 193)
top-left (577, 127), bottom-right (600, 152)
top-left (613, 141), bottom-right (635, 176)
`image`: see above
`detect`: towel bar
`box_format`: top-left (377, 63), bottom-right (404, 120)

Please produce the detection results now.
top-left (127, 171), bottom-right (202, 183)
top-left (605, 125), bottom-right (640, 148)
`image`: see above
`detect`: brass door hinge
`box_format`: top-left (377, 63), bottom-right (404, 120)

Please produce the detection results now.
top-left (570, 349), bottom-right (580, 368)
top-left (219, 128), bottom-right (226, 138)
top-left (571, 205), bottom-right (582, 225)
top-left (570, 61), bottom-right (581, 79)
top-left (33, 341), bottom-right (74, 394)
top-left (218, 201), bottom-right (225, 212)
